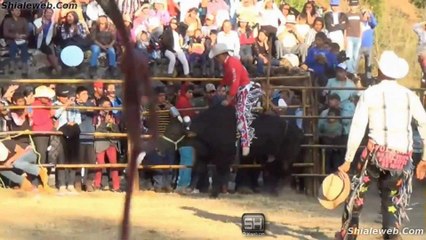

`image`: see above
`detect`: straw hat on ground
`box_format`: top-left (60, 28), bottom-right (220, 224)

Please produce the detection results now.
top-left (318, 173), bottom-right (351, 210)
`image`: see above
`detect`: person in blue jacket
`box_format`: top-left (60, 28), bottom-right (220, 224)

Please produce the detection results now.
top-left (304, 32), bottom-right (338, 87)
top-left (360, 9), bottom-right (377, 85)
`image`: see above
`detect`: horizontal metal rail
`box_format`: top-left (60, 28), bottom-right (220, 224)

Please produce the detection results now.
top-left (0, 162), bottom-right (312, 170)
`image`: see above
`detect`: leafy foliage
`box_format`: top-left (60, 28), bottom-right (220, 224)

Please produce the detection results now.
top-left (410, 0), bottom-right (426, 8)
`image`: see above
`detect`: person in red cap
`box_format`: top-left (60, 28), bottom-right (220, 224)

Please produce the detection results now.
top-left (209, 43), bottom-right (263, 156)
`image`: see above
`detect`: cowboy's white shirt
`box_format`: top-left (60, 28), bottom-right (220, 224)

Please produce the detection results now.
top-left (345, 80), bottom-right (426, 162)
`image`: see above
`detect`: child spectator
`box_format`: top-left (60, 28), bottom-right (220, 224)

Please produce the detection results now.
top-left (187, 29), bottom-right (205, 74)
top-left (94, 97), bottom-right (121, 192)
top-left (176, 83), bottom-right (196, 118)
top-left (201, 14), bottom-right (217, 37)
top-left (318, 106), bottom-right (344, 173)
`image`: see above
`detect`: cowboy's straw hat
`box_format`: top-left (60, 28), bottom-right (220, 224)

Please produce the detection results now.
top-left (34, 85), bottom-right (55, 99)
top-left (209, 43), bottom-right (233, 59)
top-left (318, 173), bottom-right (350, 210)
top-left (378, 51), bottom-right (409, 79)
top-left (0, 141), bottom-right (8, 161)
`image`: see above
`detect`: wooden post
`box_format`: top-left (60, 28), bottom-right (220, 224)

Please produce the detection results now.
top-left (265, 36), bottom-right (273, 111)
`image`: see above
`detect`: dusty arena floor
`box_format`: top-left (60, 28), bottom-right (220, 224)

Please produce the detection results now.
top-left (0, 182), bottom-right (425, 240)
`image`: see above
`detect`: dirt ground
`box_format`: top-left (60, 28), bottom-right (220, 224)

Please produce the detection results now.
top-left (0, 180), bottom-right (425, 240)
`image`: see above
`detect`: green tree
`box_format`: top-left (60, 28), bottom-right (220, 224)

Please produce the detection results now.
top-left (410, 0), bottom-right (426, 8)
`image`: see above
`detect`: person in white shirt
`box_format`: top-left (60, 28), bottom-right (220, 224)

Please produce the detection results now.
top-left (217, 20), bottom-right (240, 58)
top-left (175, 0), bottom-right (201, 23)
top-left (275, 15), bottom-right (302, 59)
top-left (258, 0), bottom-right (285, 32)
top-left (335, 51), bottom-right (426, 240)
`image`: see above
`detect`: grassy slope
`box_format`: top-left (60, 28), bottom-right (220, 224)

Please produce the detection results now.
top-left (374, 0), bottom-right (424, 88)
top-left (277, 0), bottom-right (425, 88)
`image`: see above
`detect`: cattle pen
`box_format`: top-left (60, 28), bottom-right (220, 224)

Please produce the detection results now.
top-left (0, 77), bottom-right (425, 197)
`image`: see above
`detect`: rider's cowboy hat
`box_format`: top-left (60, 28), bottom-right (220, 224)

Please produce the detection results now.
top-left (318, 173), bottom-right (350, 210)
top-left (209, 43), bottom-right (234, 59)
top-left (378, 51), bottom-right (409, 79)
top-left (34, 85), bottom-right (55, 99)
top-left (0, 141), bottom-right (9, 162)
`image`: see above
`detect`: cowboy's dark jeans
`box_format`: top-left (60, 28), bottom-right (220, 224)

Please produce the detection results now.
top-left (339, 159), bottom-right (407, 240)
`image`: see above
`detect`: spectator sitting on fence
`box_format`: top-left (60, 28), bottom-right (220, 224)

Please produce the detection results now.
top-left (0, 138), bottom-right (50, 191)
top-left (3, 8), bottom-right (30, 77)
top-left (89, 15), bottom-right (117, 78)
top-left (94, 97), bottom-right (121, 192)
top-left (75, 86), bottom-right (96, 192)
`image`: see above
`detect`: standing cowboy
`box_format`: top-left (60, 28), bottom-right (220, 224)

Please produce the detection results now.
top-left (336, 51), bottom-right (426, 240)
top-left (209, 43), bottom-right (263, 156)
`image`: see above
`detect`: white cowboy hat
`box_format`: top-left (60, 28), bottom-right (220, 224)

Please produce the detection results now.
top-left (34, 85), bottom-right (55, 99)
top-left (209, 43), bottom-right (233, 59)
top-left (336, 62), bottom-right (347, 70)
top-left (286, 15), bottom-right (297, 24)
top-left (0, 141), bottom-right (9, 161)
top-left (378, 51), bottom-right (409, 79)
top-left (318, 173), bottom-right (350, 210)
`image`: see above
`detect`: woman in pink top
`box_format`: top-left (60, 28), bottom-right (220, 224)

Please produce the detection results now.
top-left (31, 86), bottom-right (55, 164)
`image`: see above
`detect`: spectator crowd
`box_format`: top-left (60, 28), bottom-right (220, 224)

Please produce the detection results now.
top-left (0, 0), bottom-right (396, 193)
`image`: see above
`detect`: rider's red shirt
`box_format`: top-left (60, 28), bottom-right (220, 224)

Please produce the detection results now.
top-left (220, 56), bottom-right (250, 98)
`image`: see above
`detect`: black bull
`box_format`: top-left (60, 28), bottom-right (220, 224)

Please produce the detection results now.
top-left (186, 105), bottom-right (304, 197)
